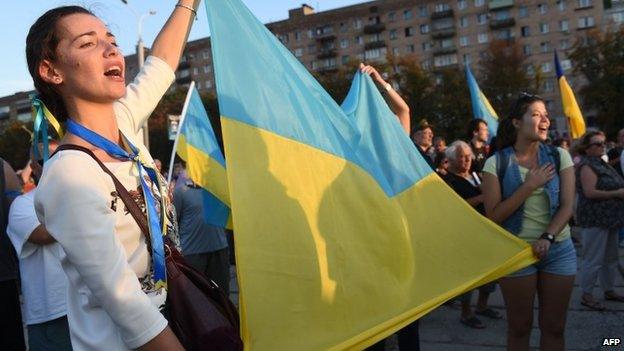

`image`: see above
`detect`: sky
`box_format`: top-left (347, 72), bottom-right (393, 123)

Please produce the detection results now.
top-left (0, 0), bottom-right (365, 97)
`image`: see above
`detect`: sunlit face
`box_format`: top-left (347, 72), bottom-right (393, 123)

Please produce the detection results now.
top-left (475, 121), bottom-right (489, 143)
top-left (415, 127), bottom-right (434, 148)
top-left (451, 145), bottom-right (473, 174)
top-left (515, 101), bottom-right (550, 142)
top-left (434, 138), bottom-right (446, 152)
top-left (41, 14), bottom-right (125, 105)
top-left (586, 134), bottom-right (606, 157)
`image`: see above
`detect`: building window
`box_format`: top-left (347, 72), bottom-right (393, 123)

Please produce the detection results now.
top-left (495, 29), bottom-right (513, 39)
top-left (307, 30), bottom-right (314, 39)
top-left (612, 11), bottom-right (624, 23)
top-left (420, 24), bottom-right (430, 34)
top-left (389, 29), bottom-right (398, 40)
top-left (519, 5), bottom-right (528, 17)
top-left (458, 0), bottom-right (467, 10)
top-left (440, 38), bottom-right (454, 48)
top-left (577, 0), bottom-right (592, 8)
top-left (435, 3), bottom-right (451, 12)
top-left (193, 67), bottom-right (198, 75)
top-left (477, 13), bottom-right (487, 25)
top-left (526, 64), bottom-right (535, 75)
top-left (279, 34), bottom-right (289, 43)
top-left (406, 27), bottom-right (415, 37)
top-left (339, 23), bottom-right (347, 32)
top-left (342, 55), bottom-right (350, 64)
top-left (295, 31), bottom-right (301, 41)
top-left (557, 0), bottom-right (566, 11)
top-left (560, 59), bottom-right (572, 70)
top-left (407, 44), bottom-right (416, 53)
top-left (543, 79), bottom-right (555, 92)
top-left (478, 33), bottom-right (488, 43)
top-left (311, 60), bottom-right (318, 70)
top-left (560, 19), bottom-right (569, 31)
top-left (578, 16), bottom-right (595, 28)
top-left (541, 62), bottom-right (552, 72)
top-left (539, 23), bottom-right (549, 33)
top-left (203, 65), bottom-right (212, 74)
top-left (205, 80), bottom-right (213, 89)
top-left (459, 17), bottom-right (469, 27)
top-left (202, 50), bottom-right (210, 59)
top-left (392, 47), bottom-right (400, 56)
top-left (538, 4), bottom-right (548, 14)
top-left (404, 9), bottom-right (413, 20)
top-left (340, 39), bottom-right (349, 48)
top-left (521, 26), bottom-right (531, 37)
top-left (434, 53), bottom-right (458, 67)
top-left (294, 48), bottom-right (303, 57)
top-left (422, 60), bottom-right (432, 69)
top-left (460, 36), bottom-right (469, 46)
top-left (475, 0), bottom-right (485, 7)
top-left (494, 10), bottom-right (510, 20)
top-left (355, 36), bottom-right (364, 45)
top-left (388, 12), bottom-right (396, 21)
top-left (421, 42), bottom-right (432, 51)
top-left (540, 41), bottom-right (551, 52)
top-left (365, 48), bottom-right (387, 60)
top-left (419, 6), bottom-right (428, 17)
top-left (308, 44), bottom-right (316, 53)
top-left (354, 19), bottom-right (362, 29)
top-left (560, 39), bottom-right (570, 49)
top-left (196, 81), bottom-right (202, 90)
top-left (523, 44), bottom-right (532, 55)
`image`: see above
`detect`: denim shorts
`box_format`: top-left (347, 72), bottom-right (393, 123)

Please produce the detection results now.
top-left (508, 238), bottom-right (577, 277)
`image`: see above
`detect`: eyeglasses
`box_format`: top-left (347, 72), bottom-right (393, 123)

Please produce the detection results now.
top-left (518, 91), bottom-right (542, 100)
top-left (589, 141), bottom-right (605, 148)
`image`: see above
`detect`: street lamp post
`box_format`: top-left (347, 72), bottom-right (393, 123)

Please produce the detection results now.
top-left (121, 0), bottom-right (156, 150)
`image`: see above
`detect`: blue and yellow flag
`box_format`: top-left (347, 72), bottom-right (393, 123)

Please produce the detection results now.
top-left (174, 83), bottom-right (231, 228)
top-left (207, 1), bottom-right (534, 350)
top-left (466, 66), bottom-right (499, 138)
top-left (555, 50), bottom-right (586, 139)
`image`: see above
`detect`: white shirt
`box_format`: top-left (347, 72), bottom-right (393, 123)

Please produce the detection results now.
top-left (7, 189), bottom-right (68, 325)
top-left (35, 56), bottom-right (175, 350)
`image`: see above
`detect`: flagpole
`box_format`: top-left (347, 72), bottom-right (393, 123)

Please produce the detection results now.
top-left (167, 81), bottom-right (195, 185)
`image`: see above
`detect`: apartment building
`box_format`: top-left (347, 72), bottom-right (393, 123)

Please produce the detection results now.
top-left (3, 0), bottom-right (621, 133)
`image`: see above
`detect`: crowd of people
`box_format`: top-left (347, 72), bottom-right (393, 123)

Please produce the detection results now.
top-left (0, 2), bottom-right (623, 351)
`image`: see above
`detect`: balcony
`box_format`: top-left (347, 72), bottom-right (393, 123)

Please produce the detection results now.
top-left (363, 23), bottom-right (386, 34)
top-left (433, 46), bottom-right (457, 56)
top-left (489, 0), bottom-right (514, 10)
top-left (431, 27), bottom-right (456, 39)
top-left (364, 40), bottom-right (387, 50)
top-left (489, 17), bottom-right (516, 29)
top-left (431, 9), bottom-right (454, 20)
top-left (315, 33), bottom-right (336, 42)
top-left (317, 66), bottom-right (338, 74)
top-left (317, 49), bottom-right (337, 59)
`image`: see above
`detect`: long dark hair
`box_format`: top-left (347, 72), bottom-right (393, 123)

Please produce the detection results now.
top-left (496, 93), bottom-right (545, 150)
top-left (26, 6), bottom-right (94, 122)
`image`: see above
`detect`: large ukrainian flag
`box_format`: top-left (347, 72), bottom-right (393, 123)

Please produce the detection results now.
top-left (466, 66), bottom-right (499, 138)
top-left (174, 82), bottom-right (231, 228)
top-left (555, 50), bottom-right (586, 139)
top-left (206, 1), bottom-right (534, 349)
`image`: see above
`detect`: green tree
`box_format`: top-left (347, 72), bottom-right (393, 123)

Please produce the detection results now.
top-left (429, 68), bottom-right (472, 141)
top-left (568, 27), bottom-right (624, 138)
top-left (480, 40), bottom-right (532, 117)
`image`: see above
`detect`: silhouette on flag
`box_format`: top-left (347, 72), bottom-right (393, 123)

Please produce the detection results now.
top-left (466, 66), bottom-right (499, 139)
top-left (555, 50), bottom-right (586, 139)
top-left (206, 1), bottom-right (535, 349)
top-left (173, 82), bottom-right (231, 228)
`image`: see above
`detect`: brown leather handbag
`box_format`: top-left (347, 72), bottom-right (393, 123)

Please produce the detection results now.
top-left (55, 144), bottom-right (243, 351)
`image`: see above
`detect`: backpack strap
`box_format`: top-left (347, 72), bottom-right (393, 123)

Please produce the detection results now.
top-left (54, 144), bottom-right (151, 240)
top-left (546, 144), bottom-right (561, 173)
top-left (496, 151), bottom-right (508, 196)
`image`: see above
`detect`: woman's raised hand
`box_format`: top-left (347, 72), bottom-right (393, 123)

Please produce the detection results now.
top-left (359, 63), bottom-right (386, 86)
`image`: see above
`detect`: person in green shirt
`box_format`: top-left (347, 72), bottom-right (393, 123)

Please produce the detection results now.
top-left (481, 93), bottom-right (576, 351)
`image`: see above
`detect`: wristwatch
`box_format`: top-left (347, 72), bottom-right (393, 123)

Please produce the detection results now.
top-left (383, 83), bottom-right (392, 92)
top-left (539, 232), bottom-right (555, 244)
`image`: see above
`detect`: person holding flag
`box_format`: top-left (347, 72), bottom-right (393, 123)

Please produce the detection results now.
top-left (27, 1), bottom-right (200, 350)
top-left (554, 50), bottom-right (586, 139)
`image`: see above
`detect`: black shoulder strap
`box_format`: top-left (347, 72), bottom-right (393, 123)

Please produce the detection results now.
top-left (54, 144), bottom-right (151, 239)
top-left (496, 151), bottom-right (507, 195)
top-left (547, 144), bottom-right (561, 173)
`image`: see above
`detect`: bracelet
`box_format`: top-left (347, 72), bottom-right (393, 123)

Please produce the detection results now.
top-left (384, 83), bottom-right (392, 92)
top-left (175, 3), bottom-right (197, 16)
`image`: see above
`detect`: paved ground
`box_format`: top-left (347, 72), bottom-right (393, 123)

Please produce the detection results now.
top-left (228, 232), bottom-right (624, 351)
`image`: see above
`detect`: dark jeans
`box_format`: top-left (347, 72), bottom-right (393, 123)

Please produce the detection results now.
top-left (367, 320), bottom-right (420, 351)
top-left (28, 316), bottom-right (72, 351)
top-left (0, 279), bottom-right (25, 351)
top-left (185, 248), bottom-right (231, 296)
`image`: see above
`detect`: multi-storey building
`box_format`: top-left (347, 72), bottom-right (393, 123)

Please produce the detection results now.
top-left (4, 0), bottom-right (622, 134)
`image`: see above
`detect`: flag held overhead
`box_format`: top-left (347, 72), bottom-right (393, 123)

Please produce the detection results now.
top-left (466, 66), bottom-right (499, 139)
top-left (555, 50), bottom-right (586, 139)
top-left (207, 1), bottom-right (534, 349)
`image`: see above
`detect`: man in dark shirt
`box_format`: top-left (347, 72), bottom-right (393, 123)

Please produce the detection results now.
top-left (467, 119), bottom-right (490, 174)
top-left (607, 128), bottom-right (624, 178)
top-left (0, 158), bottom-right (25, 350)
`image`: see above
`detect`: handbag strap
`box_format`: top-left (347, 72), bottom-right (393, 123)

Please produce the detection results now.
top-left (54, 144), bottom-right (151, 240)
